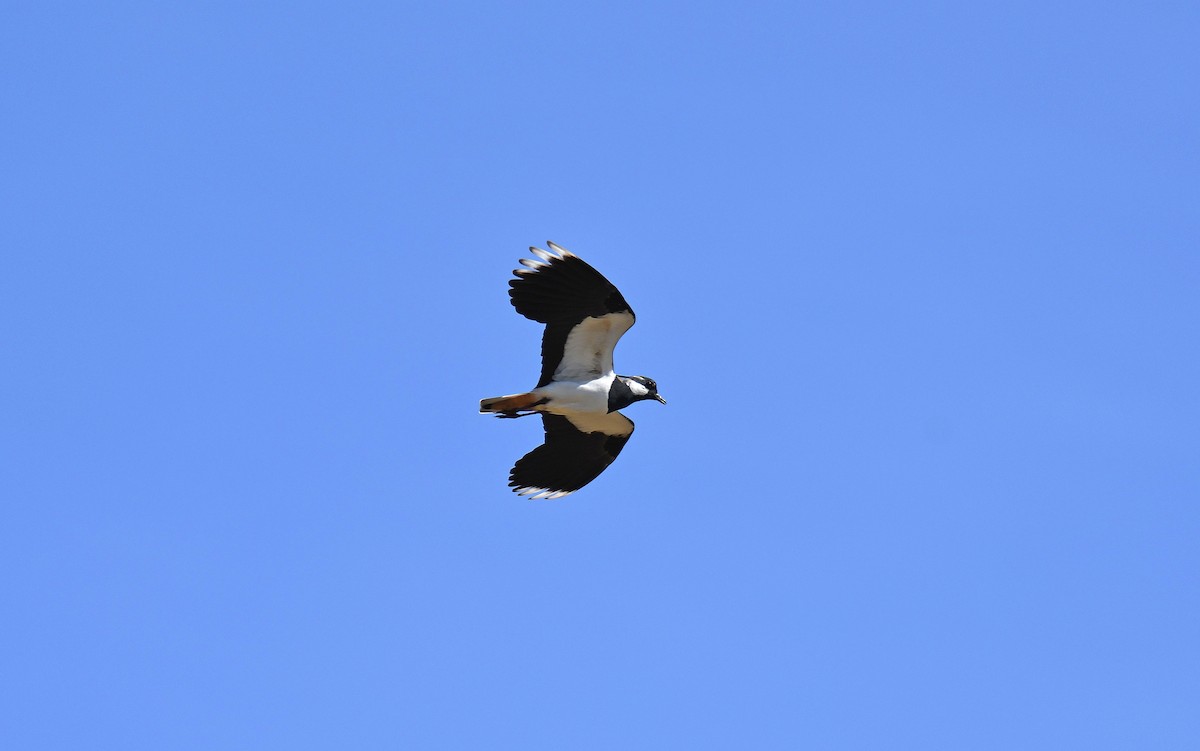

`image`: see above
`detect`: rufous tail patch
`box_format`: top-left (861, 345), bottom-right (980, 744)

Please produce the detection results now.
top-left (479, 392), bottom-right (541, 413)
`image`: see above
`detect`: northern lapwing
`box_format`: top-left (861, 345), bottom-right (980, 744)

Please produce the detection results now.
top-left (480, 242), bottom-right (666, 499)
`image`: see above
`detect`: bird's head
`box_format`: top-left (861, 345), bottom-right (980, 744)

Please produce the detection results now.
top-left (625, 375), bottom-right (667, 405)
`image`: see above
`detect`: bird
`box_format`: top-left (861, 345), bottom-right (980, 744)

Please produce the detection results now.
top-left (479, 241), bottom-right (666, 499)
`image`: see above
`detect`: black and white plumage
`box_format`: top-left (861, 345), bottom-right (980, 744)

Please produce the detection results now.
top-left (479, 242), bottom-right (665, 499)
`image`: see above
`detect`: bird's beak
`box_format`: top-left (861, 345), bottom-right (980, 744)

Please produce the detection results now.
top-left (654, 394), bottom-right (667, 404)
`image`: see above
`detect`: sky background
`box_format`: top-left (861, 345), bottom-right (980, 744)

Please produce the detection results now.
top-left (2, 2), bottom-right (1198, 749)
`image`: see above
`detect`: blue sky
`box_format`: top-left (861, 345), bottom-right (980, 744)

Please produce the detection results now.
top-left (2, 2), bottom-right (1198, 748)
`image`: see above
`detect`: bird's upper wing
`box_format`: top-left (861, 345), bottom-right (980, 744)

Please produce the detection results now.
top-left (509, 412), bottom-right (635, 499)
top-left (508, 242), bottom-right (636, 387)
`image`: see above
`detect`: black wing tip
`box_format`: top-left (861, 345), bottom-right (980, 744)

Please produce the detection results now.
top-left (506, 241), bottom-right (630, 323)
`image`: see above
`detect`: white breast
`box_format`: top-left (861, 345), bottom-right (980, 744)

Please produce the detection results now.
top-left (534, 374), bottom-right (615, 414)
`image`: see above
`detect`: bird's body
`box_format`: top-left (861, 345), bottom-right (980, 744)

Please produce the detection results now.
top-left (480, 242), bottom-right (665, 499)
top-left (535, 374), bottom-right (614, 413)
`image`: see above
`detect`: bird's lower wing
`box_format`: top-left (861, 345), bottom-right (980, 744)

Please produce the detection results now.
top-left (509, 412), bottom-right (635, 499)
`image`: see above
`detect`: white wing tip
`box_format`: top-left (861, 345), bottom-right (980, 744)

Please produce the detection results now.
top-left (513, 486), bottom-right (574, 500)
top-left (546, 241), bottom-right (575, 258)
top-left (525, 242), bottom-right (575, 266)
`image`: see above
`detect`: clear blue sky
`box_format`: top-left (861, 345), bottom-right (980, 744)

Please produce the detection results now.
top-left (2, 2), bottom-right (1197, 749)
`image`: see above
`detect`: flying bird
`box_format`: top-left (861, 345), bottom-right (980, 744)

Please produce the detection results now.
top-left (480, 241), bottom-right (666, 499)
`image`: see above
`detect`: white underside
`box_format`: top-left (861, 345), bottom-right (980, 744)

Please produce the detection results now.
top-left (533, 375), bottom-right (614, 414)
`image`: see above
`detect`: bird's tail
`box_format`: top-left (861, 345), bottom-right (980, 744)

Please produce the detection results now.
top-left (479, 392), bottom-right (544, 416)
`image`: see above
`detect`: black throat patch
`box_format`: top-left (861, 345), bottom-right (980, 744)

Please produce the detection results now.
top-left (607, 376), bottom-right (635, 413)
